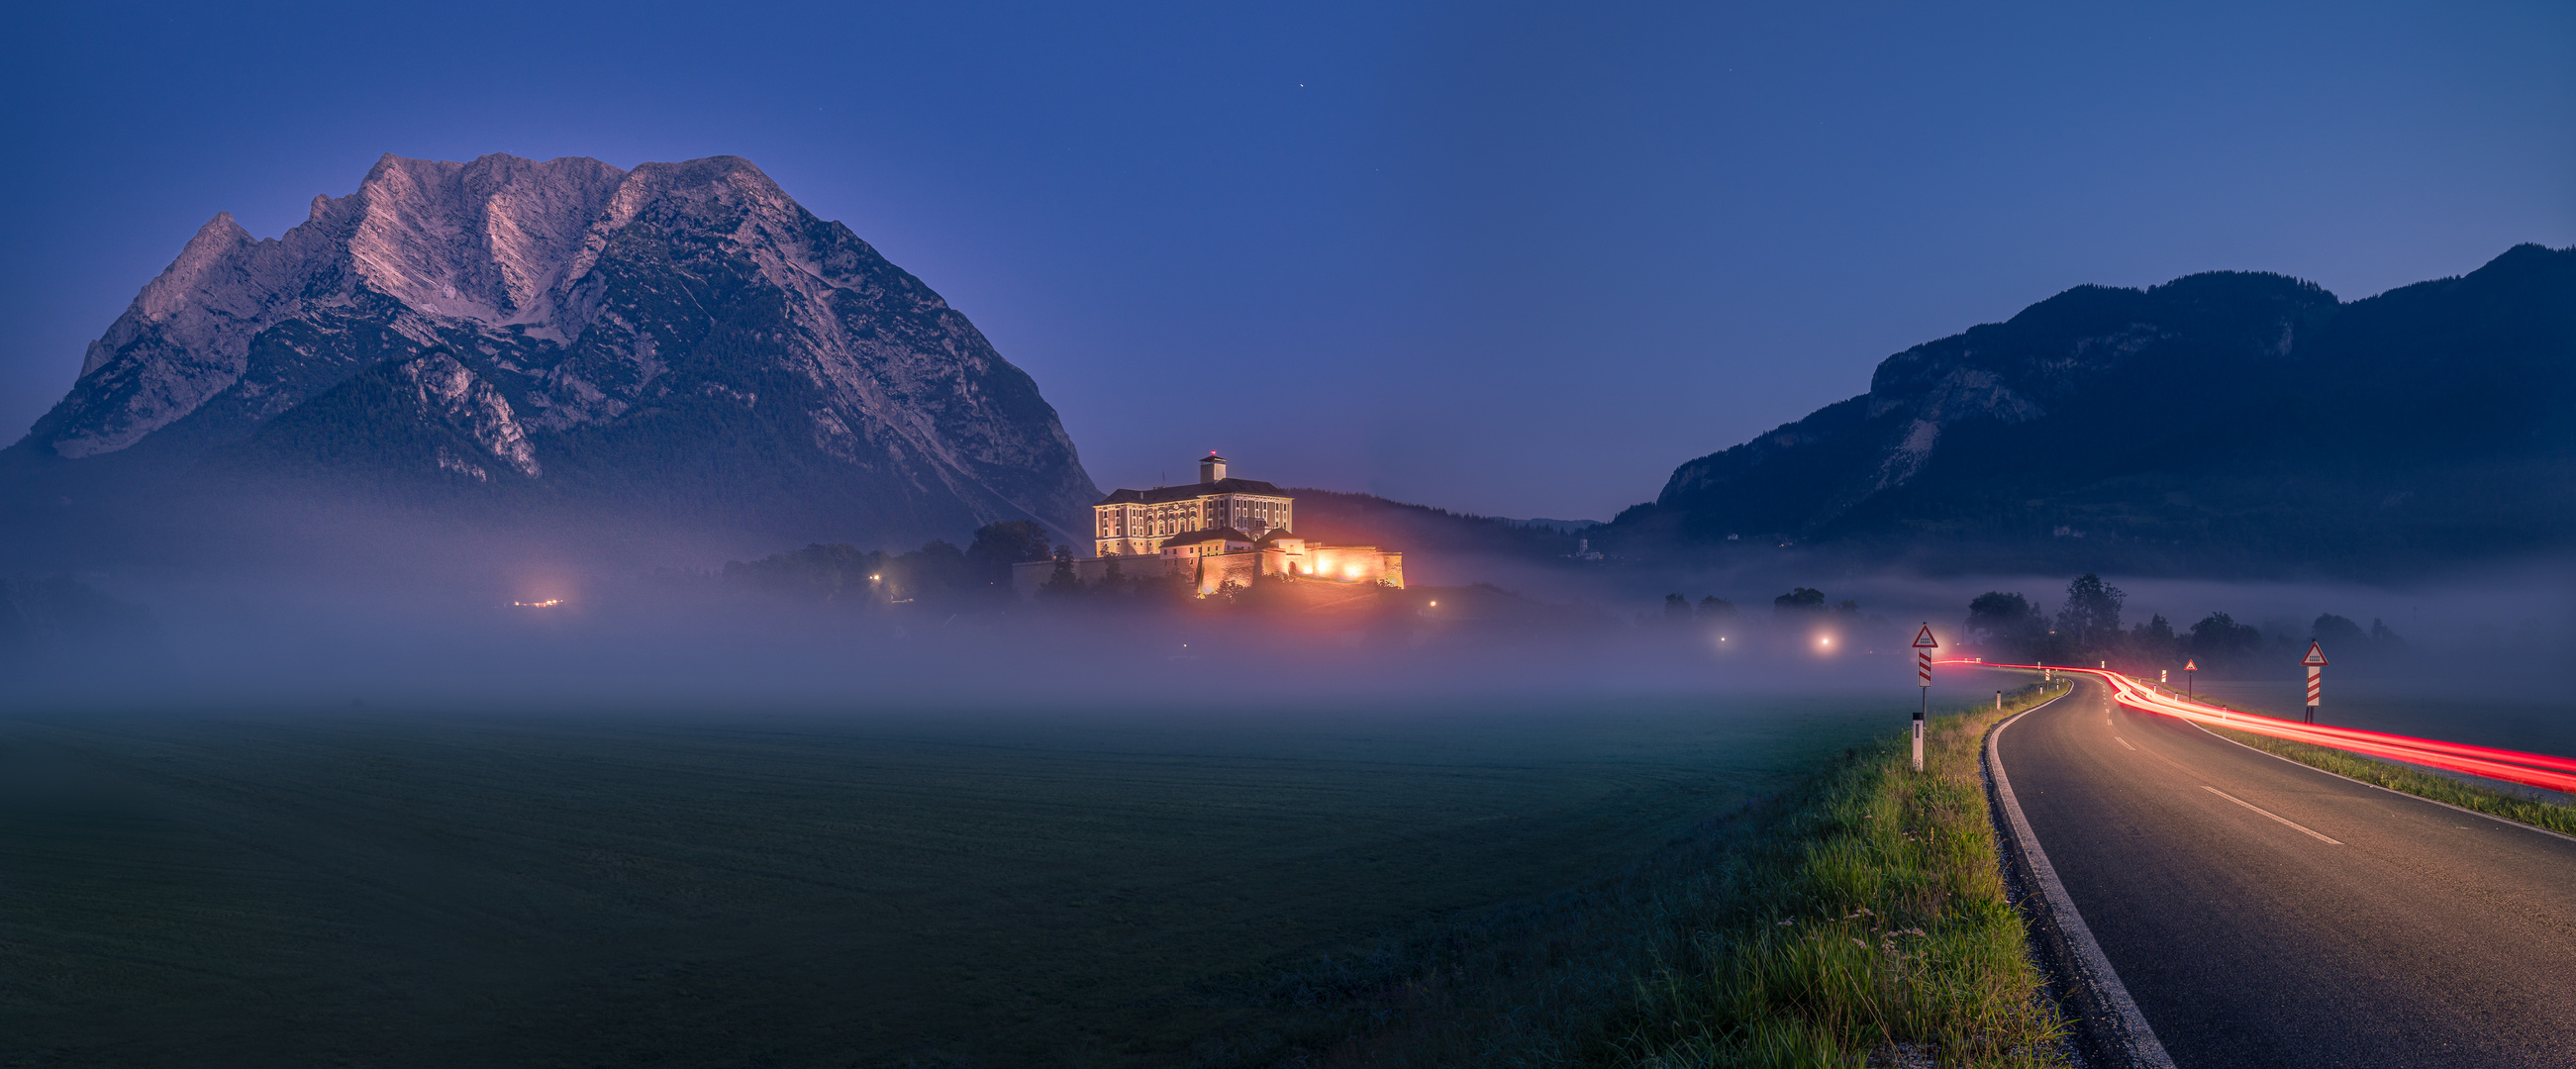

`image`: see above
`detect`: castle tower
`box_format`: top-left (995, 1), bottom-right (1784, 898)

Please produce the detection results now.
top-left (1199, 452), bottom-right (1227, 483)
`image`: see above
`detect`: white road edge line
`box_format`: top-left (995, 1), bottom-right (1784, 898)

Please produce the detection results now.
top-left (1991, 692), bottom-right (2178, 1069)
top-left (2183, 720), bottom-right (2576, 846)
top-left (2199, 785), bottom-right (2342, 844)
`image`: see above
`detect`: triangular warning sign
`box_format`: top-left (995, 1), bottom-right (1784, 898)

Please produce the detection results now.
top-left (2301, 641), bottom-right (2328, 667)
top-left (1912, 625), bottom-right (1938, 648)
top-left (2183, 659), bottom-right (2198, 671)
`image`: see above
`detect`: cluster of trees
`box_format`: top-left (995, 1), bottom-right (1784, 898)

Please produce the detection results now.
top-left (1961, 574), bottom-right (2408, 676)
top-left (719, 521), bottom-right (1057, 608)
top-left (1658, 587), bottom-right (1868, 628)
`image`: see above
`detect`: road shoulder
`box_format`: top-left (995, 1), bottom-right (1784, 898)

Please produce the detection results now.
top-left (1985, 684), bottom-right (2176, 1069)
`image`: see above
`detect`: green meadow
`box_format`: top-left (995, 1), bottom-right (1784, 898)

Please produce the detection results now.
top-left (0, 694), bottom-right (1912, 1068)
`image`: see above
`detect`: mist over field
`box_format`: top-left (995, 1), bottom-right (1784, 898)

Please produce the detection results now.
top-left (11, 525), bottom-right (2569, 719)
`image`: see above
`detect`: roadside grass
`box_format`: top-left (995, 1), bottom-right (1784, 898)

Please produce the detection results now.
top-left (2206, 725), bottom-right (2576, 837)
top-left (1226, 680), bottom-right (2074, 1068)
top-left (1607, 679), bottom-right (2072, 1068)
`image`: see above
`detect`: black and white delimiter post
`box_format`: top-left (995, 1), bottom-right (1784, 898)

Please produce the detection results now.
top-left (1911, 624), bottom-right (1938, 772)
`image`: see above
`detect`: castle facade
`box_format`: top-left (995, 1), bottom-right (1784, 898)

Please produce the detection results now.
top-left (1092, 454), bottom-right (1293, 556)
top-left (1015, 454), bottom-right (1404, 596)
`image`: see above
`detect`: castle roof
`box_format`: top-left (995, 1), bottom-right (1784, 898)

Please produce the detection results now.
top-left (1097, 478), bottom-right (1285, 506)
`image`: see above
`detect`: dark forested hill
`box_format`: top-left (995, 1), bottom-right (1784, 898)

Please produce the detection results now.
top-left (1602, 243), bottom-right (2576, 577)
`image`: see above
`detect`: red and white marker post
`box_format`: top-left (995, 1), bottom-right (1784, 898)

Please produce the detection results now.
top-left (2302, 641), bottom-right (2328, 725)
top-left (1912, 624), bottom-right (1937, 771)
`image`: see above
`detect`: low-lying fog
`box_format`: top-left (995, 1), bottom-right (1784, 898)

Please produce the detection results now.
top-left (9, 545), bottom-right (2570, 744)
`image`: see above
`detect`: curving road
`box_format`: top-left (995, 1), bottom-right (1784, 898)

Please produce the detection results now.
top-left (1993, 674), bottom-right (2576, 1068)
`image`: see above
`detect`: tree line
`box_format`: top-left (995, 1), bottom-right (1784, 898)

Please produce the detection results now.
top-left (718, 521), bottom-right (1057, 608)
top-left (1962, 573), bottom-right (2407, 676)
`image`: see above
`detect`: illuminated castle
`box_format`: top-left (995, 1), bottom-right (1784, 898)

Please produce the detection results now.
top-left (1093, 453), bottom-right (1293, 556)
top-left (1017, 453), bottom-right (1404, 595)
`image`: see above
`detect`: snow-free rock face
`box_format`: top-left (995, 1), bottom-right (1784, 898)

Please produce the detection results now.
top-left (394, 353), bottom-right (540, 479)
top-left (17, 152), bottom-right (1100, 545)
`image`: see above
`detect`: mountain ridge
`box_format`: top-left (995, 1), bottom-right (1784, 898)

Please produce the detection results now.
top-left (7, 152), bottom-right (1100, 559)
top-left (1603, 243), bottom-right (2576, 576)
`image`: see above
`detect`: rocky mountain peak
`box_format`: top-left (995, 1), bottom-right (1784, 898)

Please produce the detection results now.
top-left (15, 152), bottom-right (1100, 548)
top-left (333, 152), bottom-right (631, 333)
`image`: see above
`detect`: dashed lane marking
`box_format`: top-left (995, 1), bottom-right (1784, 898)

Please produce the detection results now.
top-left (2202, 786), bottom-right (2342, 845)
top-left (2116, 736), bottom-right (2137, 750)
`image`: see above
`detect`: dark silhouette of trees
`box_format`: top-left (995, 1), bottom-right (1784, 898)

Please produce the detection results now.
top-left (1773, 588), bottom-right (1827, 620)
top-left (1696, 596), bottom-right (1736, 622)
top-left (2126, 613), bottom-right (2181, 668)
top-left (2311, 613), bottom-right (2367, 653)
top-left (2308, 613), bottom-right (2408, 671)
top-left (1963, 591), bottom-right (2045, 661)
top-left (2056, 574), bottom-right (2126, 658)
top-left (1664, 593), bottom-right (1692, 624)
top-left (722, 542), bottom-right (885, 601)
top-left (964, 520), bottom-right (1053, 586)
top-left (1040, 544), bottom-right (1080, 597)
top-left (2187, 612), bottom-right (2266, 672)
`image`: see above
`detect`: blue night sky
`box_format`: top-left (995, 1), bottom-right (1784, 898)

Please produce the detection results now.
top-left (4, 1), bottom-right (2569, 521)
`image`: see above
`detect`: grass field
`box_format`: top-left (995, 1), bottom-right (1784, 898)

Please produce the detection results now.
top-left (0, 693), bottom-right (1921, 1068)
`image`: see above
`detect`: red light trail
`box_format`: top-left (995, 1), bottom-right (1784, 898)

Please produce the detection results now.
top-left (1949, 660), bottom-right (2576, 795)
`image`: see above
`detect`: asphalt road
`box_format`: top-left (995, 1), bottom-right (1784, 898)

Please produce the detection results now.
top-left (1995, 675), bottom-right (2576, 1068)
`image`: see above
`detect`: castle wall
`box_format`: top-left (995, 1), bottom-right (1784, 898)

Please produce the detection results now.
top-left (1195, 552), bottom-right (1261, 595)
